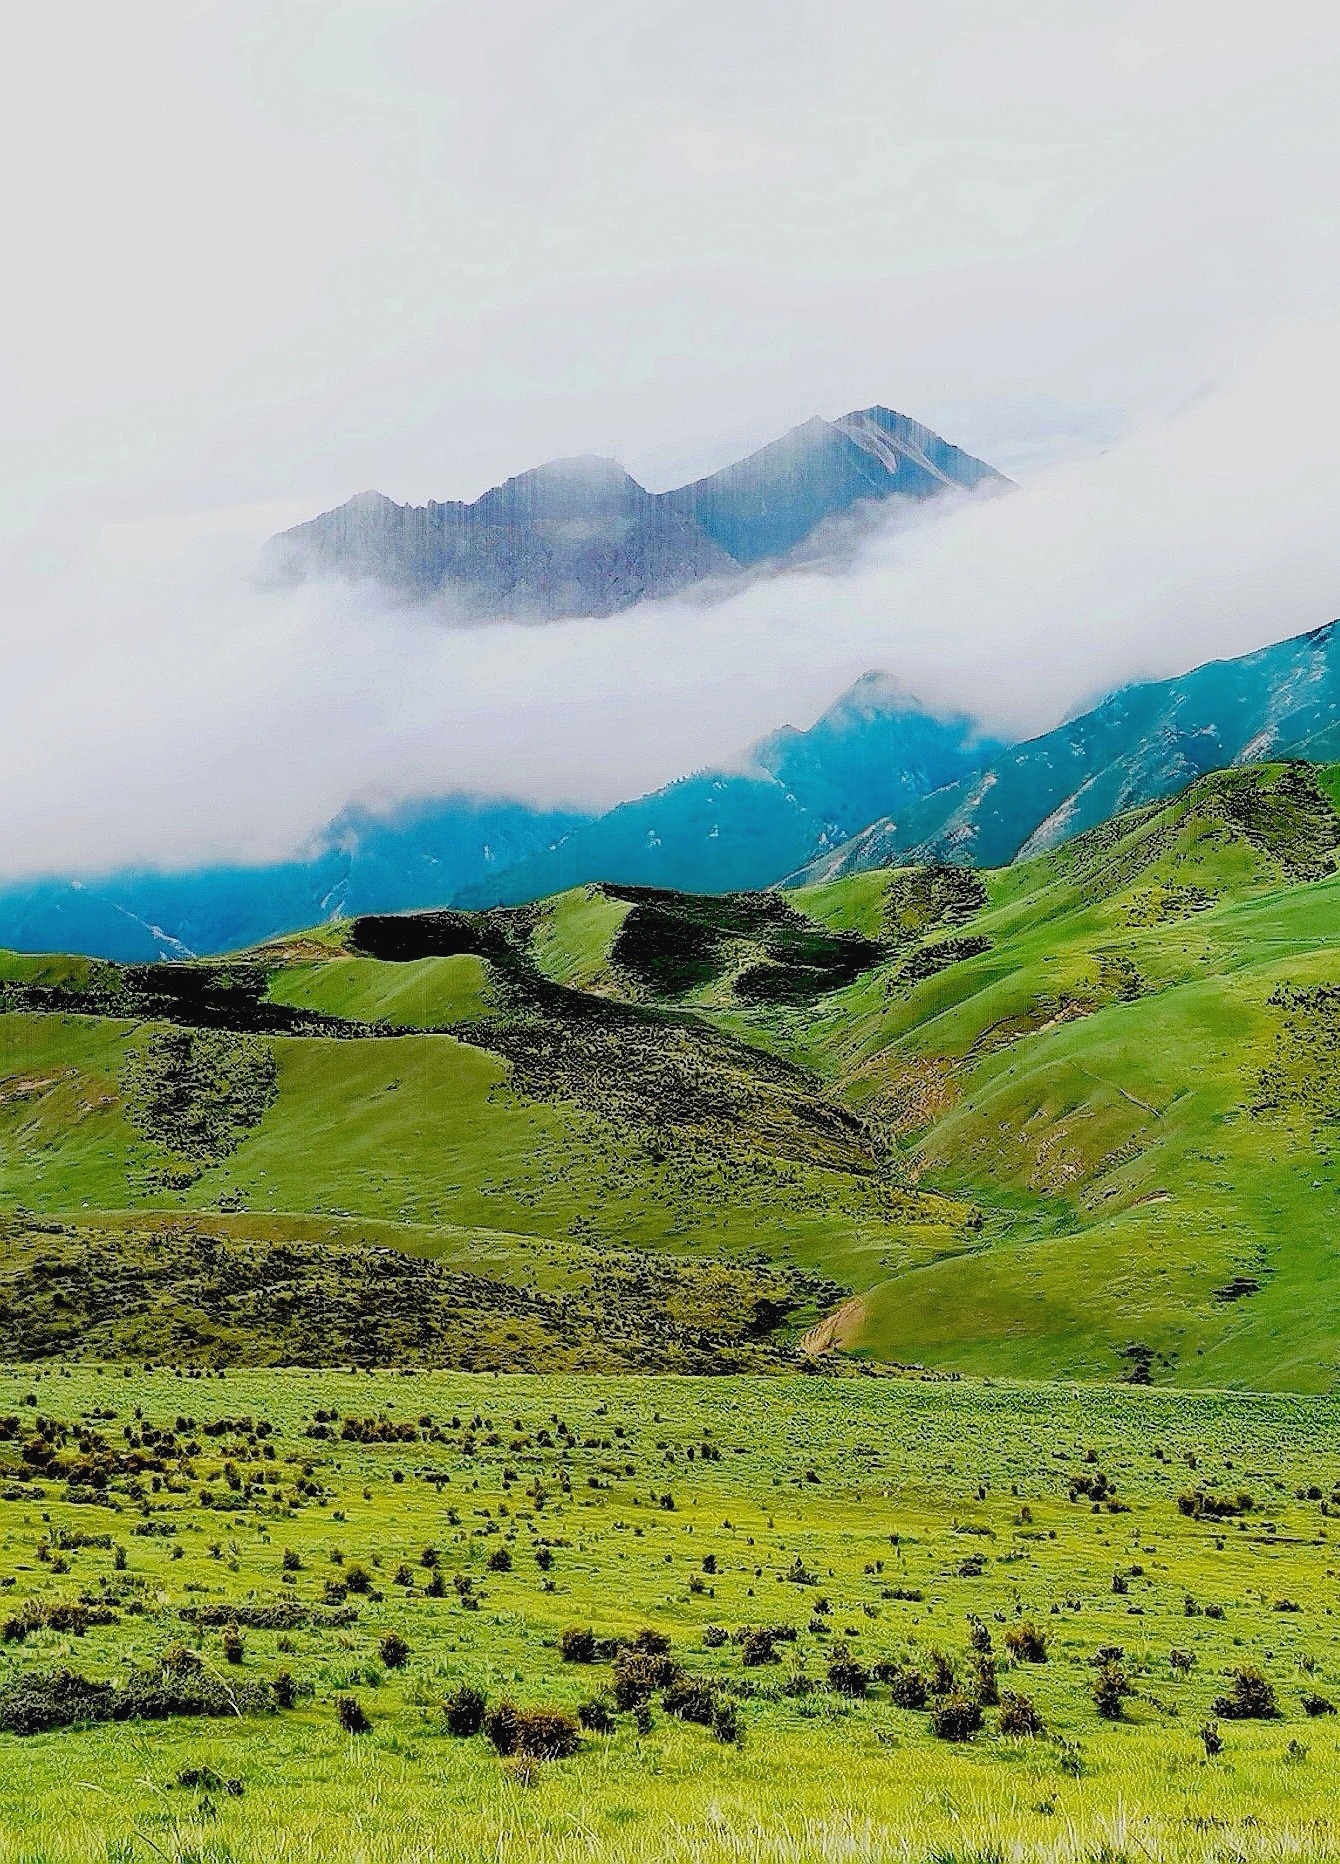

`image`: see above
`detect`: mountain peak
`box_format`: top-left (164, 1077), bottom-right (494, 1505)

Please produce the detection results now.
top-left (271, 405), bottom-right (1005, 616)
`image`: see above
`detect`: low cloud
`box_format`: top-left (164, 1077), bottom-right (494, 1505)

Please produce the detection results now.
top-left (3, 323), bottom-right (1339, 882)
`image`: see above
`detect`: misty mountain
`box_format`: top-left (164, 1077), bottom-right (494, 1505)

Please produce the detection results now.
top-left (456, 675), bottom-right (998, 906)
top-left (795, 620), bottom-right (1340, 883)
top-left (267, 406), bottom-right (1007, 620)
top-left (0, 797), bottom-right (588, 962)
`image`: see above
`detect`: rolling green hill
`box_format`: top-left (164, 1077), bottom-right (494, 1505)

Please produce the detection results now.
top-left (2, 760), bottom-right (1339, 1389)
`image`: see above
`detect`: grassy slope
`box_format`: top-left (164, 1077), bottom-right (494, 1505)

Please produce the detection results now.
top-left (0, 1366), bottom-right (1338, 1864)
top-left (751, 766), bottom-right (1340, 1387)
top-left (3, 761), bottom-right (1340, 1389)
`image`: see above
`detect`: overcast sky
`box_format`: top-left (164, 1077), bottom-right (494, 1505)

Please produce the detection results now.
top-left (4, 1), bottom-right (1340, 875)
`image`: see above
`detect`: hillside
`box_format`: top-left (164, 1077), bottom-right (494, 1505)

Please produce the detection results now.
top-left (3, 758), bottom-right (1340, 1389)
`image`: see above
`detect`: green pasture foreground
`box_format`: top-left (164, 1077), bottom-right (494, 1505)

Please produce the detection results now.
top-left (0, 1369), bottom-right (1337, 1863)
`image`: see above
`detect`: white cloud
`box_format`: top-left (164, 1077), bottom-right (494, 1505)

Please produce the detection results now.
top-left (2, 321), bottom-right (1338, 880)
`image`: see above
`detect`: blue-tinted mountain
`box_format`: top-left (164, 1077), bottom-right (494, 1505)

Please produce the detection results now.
top-left (268, 407), bottom-right (1007, 619)
top-left (794, 621), bottom-right (1340, 883)
top-left (0, 796), bottom-right (587, 961)
top-left (455, 675), bottom-right (1001, 906)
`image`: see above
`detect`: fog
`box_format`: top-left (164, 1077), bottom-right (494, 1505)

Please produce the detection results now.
top-left (3, 320), bottom-right (1338, 881)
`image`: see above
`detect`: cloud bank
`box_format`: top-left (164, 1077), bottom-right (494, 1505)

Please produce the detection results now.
top-left (4, 323), bottom-right (1340, 882)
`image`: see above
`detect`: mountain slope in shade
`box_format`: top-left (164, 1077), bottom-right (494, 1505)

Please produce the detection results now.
top-left (0, 796), bottom-right (589, 961)
top-left (793, 621), bottom-right (1340, 884)
top-left (268, 406), bottom-right (1006, 620)
top-left (456, 675), bottom-right (1001, 907)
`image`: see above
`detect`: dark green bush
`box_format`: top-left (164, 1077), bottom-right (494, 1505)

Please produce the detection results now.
top-left (930, 1694), bottom-right (983, 1741)
top-left (998, 1691), bottom-right (1044, 1735)
top-left (378, 1632), bottom-right (409, 1670)
top-left (1212, 1668), bottom-right (1277, 1720)
top-left (443, 1684), bottom-right (486, 1736)
top-left (334, 1694), bottom-right (370, 1734)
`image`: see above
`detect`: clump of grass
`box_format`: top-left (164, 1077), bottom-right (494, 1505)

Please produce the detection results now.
top-left (998, 1691), bottom-right (1044, 1735)
top-left (929, 1694), bottom-right (983, 1741)
top-left (334, 1693), bottom-right (370, 1734)
top-left (443, 1684), bottom-right (486, 1736)
top-left (1005, 1621), bottom-right (1048, 1662)
top-left (1211, 1667), bottom-right (1277, 1720)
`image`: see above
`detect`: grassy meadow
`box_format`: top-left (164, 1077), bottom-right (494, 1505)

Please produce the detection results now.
top-left (0, 1369), bottom-right (1338, 1864)
top-left (2, 761), bottom-right (1340, 1858)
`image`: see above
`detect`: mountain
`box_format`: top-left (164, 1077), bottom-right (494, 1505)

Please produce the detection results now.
top-left (455, 676), bottom-right (1000, 907)
top-left (267, 406), bottom-right (1007, 620)
top-left (0, 795), bottom-right (588, 961)
top-left (794, 620), bottom-right (1340, 883)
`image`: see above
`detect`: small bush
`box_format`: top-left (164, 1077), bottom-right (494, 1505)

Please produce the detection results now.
top-left (577, 1695), bottom-right (615, 1733)
top-left (1005, 1621), bottom-right (1048, 1663)
top-left (1200, 1719), bottom-right (1223, 1756)
top-left (928, 1649), bottom-right (957, 1695)
top-left (378, 1632), bottom-right (409, 1670)
top-left (443, 1684), bottom-right (486, 1736)
top-left (826, 1644), bottom-right (869, 1698)
top-left (712, 1700), bottom-right (741, 1744)
top-left (559, 1625), bottom-right (596, 1663)
top-left (221, 1625), bottom-right (244, 1666)
top-left (930, 1694), bottom-right (983, 1741)
top-left (343, 1564), bottom-right (373, 1596)
top-left (486, 1548), bottom-right (512, 1574)
top-left (1093, 1660), bottom-right (1132, 1720)
top-left (612, 1647), bottom-right (679, 1710)
top-left (1211, 1667), bottom-right (1277, 1721)
top-left (876, 1663), bottom-right (928, 1709)
top-left (702, 1625), bottom-right (728, 1649)
top-left (272, 1669), bottom-right (297, 1710)
top-left (484, 1701), bottom-right (579, 1759)
top-left (998, 1691), bottom-right (1044, 1736)
top-left (334, 1694), bottom-right (370, 1734)
top-left (662, 1675), bottom-right (717, 1725)
top-left (1301, 1691), bottom-right (1336, 1717)
top-left (738, 1628), bottom-right (779, 1667)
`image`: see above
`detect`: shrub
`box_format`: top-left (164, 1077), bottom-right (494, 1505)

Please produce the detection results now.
top-left (343, 1564), bottom-right (373, 1596)
top-left (486, 1547), bottom-right (512, 1574)
top-left (612, 1646), bottom-right (679, 1710)
top-left (443, 1684), bottom-right (486, 1736)
top-left (738, 1628), bottom-right (779, 1667)
top-left (484, 1701), bottom-right (580, 1759)
top-left (1200, 1719), bottom-right (1223, 1756)
top-left (967, 1618), bottom-right (992, 1653)
top-left (1005, 1621), bottom-right (1048, 1663)
top-left (702, 1625), bottom-right (728, 1649)
top-left (221, 1625), bottom-right (244, 1666)
top-left (1093, 1660), bottom-right (1132, 1720)
top-left (513, 1707), bottom-right (581, 1759)
top-left (559, 1625), bottom-right (596, 1663)
top-left (378, 1632), bottom-right (409, 1670)
top-left (998, 1691), bottom-right (1044, 1736)
top-left (1301, 1691), bottom-right (1336, 1717)
top-left (334, 1694), bottom-right (370, 1734)
top-left (972, 1654), bottom-right (999, 1705)
top-left (662, 1675), bottom-right (717, 1725)
top-left (577, 1695), bottom-right (615, 1733)
top-left (280, 1548), bottom-right (301, 1572)
top-left (1211, 1668), bottom-right (1277, 1721)
top-left (928, 1649), bottom-right (958, 1695)
top-left (712, 1700), bottom-right (741, 1744)
top-left (483, 1700), bottom-right (519, 1754)
top-left (930, 1693), bottom-right (983, 1741)
top-left (826, 1644), bottom-right (869, 1698)
top-left (272, 1669), bottom-right (297, 1710)
top-left (876, 1663), bottom-right (928, 1709)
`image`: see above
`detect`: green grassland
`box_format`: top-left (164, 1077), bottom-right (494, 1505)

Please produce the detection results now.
top-left (0, 1367), bottom-right (1337, 1864)
top-left (3, 760), bottom-right (1340, 1388)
